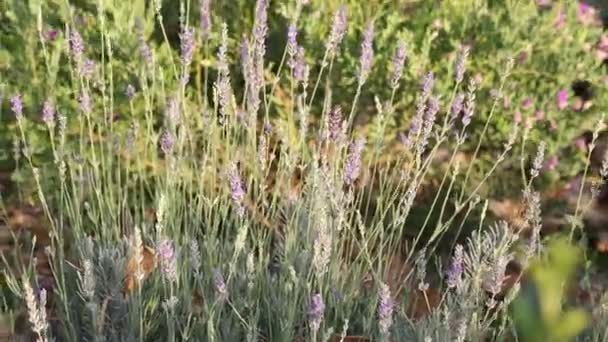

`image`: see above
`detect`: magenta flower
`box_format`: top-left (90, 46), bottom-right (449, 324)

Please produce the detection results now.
top-left (557, 89), bottom-right (568, 110)
top-left (44, 29), bottom-right (59, 42)
top-left (578, 2), bottom-right (598, 26)
top-left (521, 98), bottom-right (534, 110)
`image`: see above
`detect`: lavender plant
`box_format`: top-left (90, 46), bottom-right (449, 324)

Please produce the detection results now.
top-left (0, 0), bottom-right (607, 341)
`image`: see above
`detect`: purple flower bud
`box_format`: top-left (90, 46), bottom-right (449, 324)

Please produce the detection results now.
top-left (378, 284), bottom-right (394, 336)
top-left (42, 99), bottom-right (55, 125)
top-left (451, 93), bottom-right (465, 120)
top-left (421, 72), bottom-right (435, 99)
top-left (521, 97), bottom-right (534, 110)
top-left (200, 0), bottom-right (212, 40)
top-left (70, 29), bottom-right (85, 63)
top-left (158, 239), bottom-right (178, 282)
top-left (557, 89), bottom-right (568, 110)
top-left (454, 46), bottom-right (469, 84)
top-left (446, 244), bottom-right (464, 288)
top-left (213, 269), bottom-right (228, 301)
top-left (327, 106), bottom-right (344, 141)
top-left (228, 163), bottom-right (246, 216)
top-left (344, 138), bottom-right (366, 185)
top-left (126, 85), bottom-right (136, 100)
top-left (358, 22), bottom-right (375, 85)
top-left (79, 91), bottom-right (92, 114)
top-left (10, 94), bottom-right (23, 120)
top-left (294, 46), bottom-right (309, 84)
top-left (326, 5), bottom-right (348, 55)
top-left (160, 130), bottom-right (174, 154)
top-left (81, 59), bottom-right (95, 79)
top-left (180, 26), bottom-right (196, 67)
top-left (44, 29), bottom-right (59, 42)
top-left (308, 293), bottom-right (325, 334)
top-left (287, 25), bottom-right (298, 68)
top-left (391, 40), bottom-right (407, 88)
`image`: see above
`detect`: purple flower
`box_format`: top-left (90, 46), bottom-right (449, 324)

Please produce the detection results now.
top-left (70, 29), bottom-right (84, 63)
top-left (294, 46), bottom-right (309, 84)
top-left (44, 29), bottom-right (59, 42)
top-left (10, 94), bottom-right (23, 120)
top-left (253, 0), bottom-right (269, 89)
top-left (228, 163), bottom-right (246, 216)
top-left (308, 293), bottom-right (325, 334)
top-left (451, 93), bottom-right (465, 120)
top-left (200, 0), bottom-right (212, 40)
top-left (326, 5), bottom-right (348, 55)
top-left (160, 130), bottom-right (174, 154)
top-left (521, 97), bottom-right (534, 110)
top-left (446, 244), bottom-right (464, 288)
top-left (344, 138), bottom-right (366, 185)
top-left (213, 269), bottom-right (228, 301)
top-left (327, 106), bottom-right (344, 142)
top-left (158, 239), bottom-right (178, 282)
top-left (578, 2), bottom-right (598, 25)
top-left (358, 22), bottom-right (375, 84)
top-left (557, 89), bottom-right (568, 110)
top-left (82, 59), bottom-right (95, 79)
top-left (378, 284), bottom-right (394, 336)
top-left (180, 26), bottom-right (196, 67)
top-left (421, 72), bottom-right (435, 99)
top-left (79, 91), bottom-right (92, 114)
top-left (454, 46), bottom-right (469, 84)
top-left (462, 79), bottom-right (477, 127)
top-left (287, 25), bottom-right (298, 67)
top-left (126, 85), bottom-right (136, 100)
top-left (544, 155), bottom-right (559, 171)
top-left (42, 99), bottom-right (55, 125)
top-left (391, 40), bottom-right (407, 88)
top-left (166, 97), bottom-right (180, 124)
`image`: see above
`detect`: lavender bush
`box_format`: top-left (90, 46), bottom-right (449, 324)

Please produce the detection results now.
top-left (0, 0), bottom-right (608, 341)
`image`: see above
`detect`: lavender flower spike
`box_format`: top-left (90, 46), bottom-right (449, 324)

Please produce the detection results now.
top-left (158, 238), bottom-right (178, 283)
top-left (421, 72), bottom-right (435, 99)
top-left (180, 25), bottom-right (196, 67)
top-left (326, 5), bottom-right (348, 55)
top-left (160, 130), bottom-right (174, 155)
top-left (450, 93), bottom-right (465, 120)
top-left (455, 46), bottom-right (470, 84)
top-left (213, 269), bottom-right (229, 302)
top-left (42, 99), bottom-right (55, 125)
top-left (309, 293), bottom-right (325, 334)
top-left (446, 244), bottom-right (464, 288)
top-left (344, 138), bottom-right (366, 185)
top-left (391, 40), bottom-right (408, 88)
top-left (287, 24), bottom-right (298, 69)
top-left (199, 0), bottom-right (212, 40)
top-left (79, 91), bottom-right (92, 115)
top-left (70, 29), bottom-right (84, 63)
top-left (378, 283), bottom-right (394, 336)
top-left (358, 22), bottom-right (375, 85)
top-left (10, 94), bottom-right (23, 120)
top-left (228, 163), bottom-right (246, 216)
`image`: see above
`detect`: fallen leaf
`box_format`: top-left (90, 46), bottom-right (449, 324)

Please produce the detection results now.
top-left (124, 245), bottom-right (156, 294)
